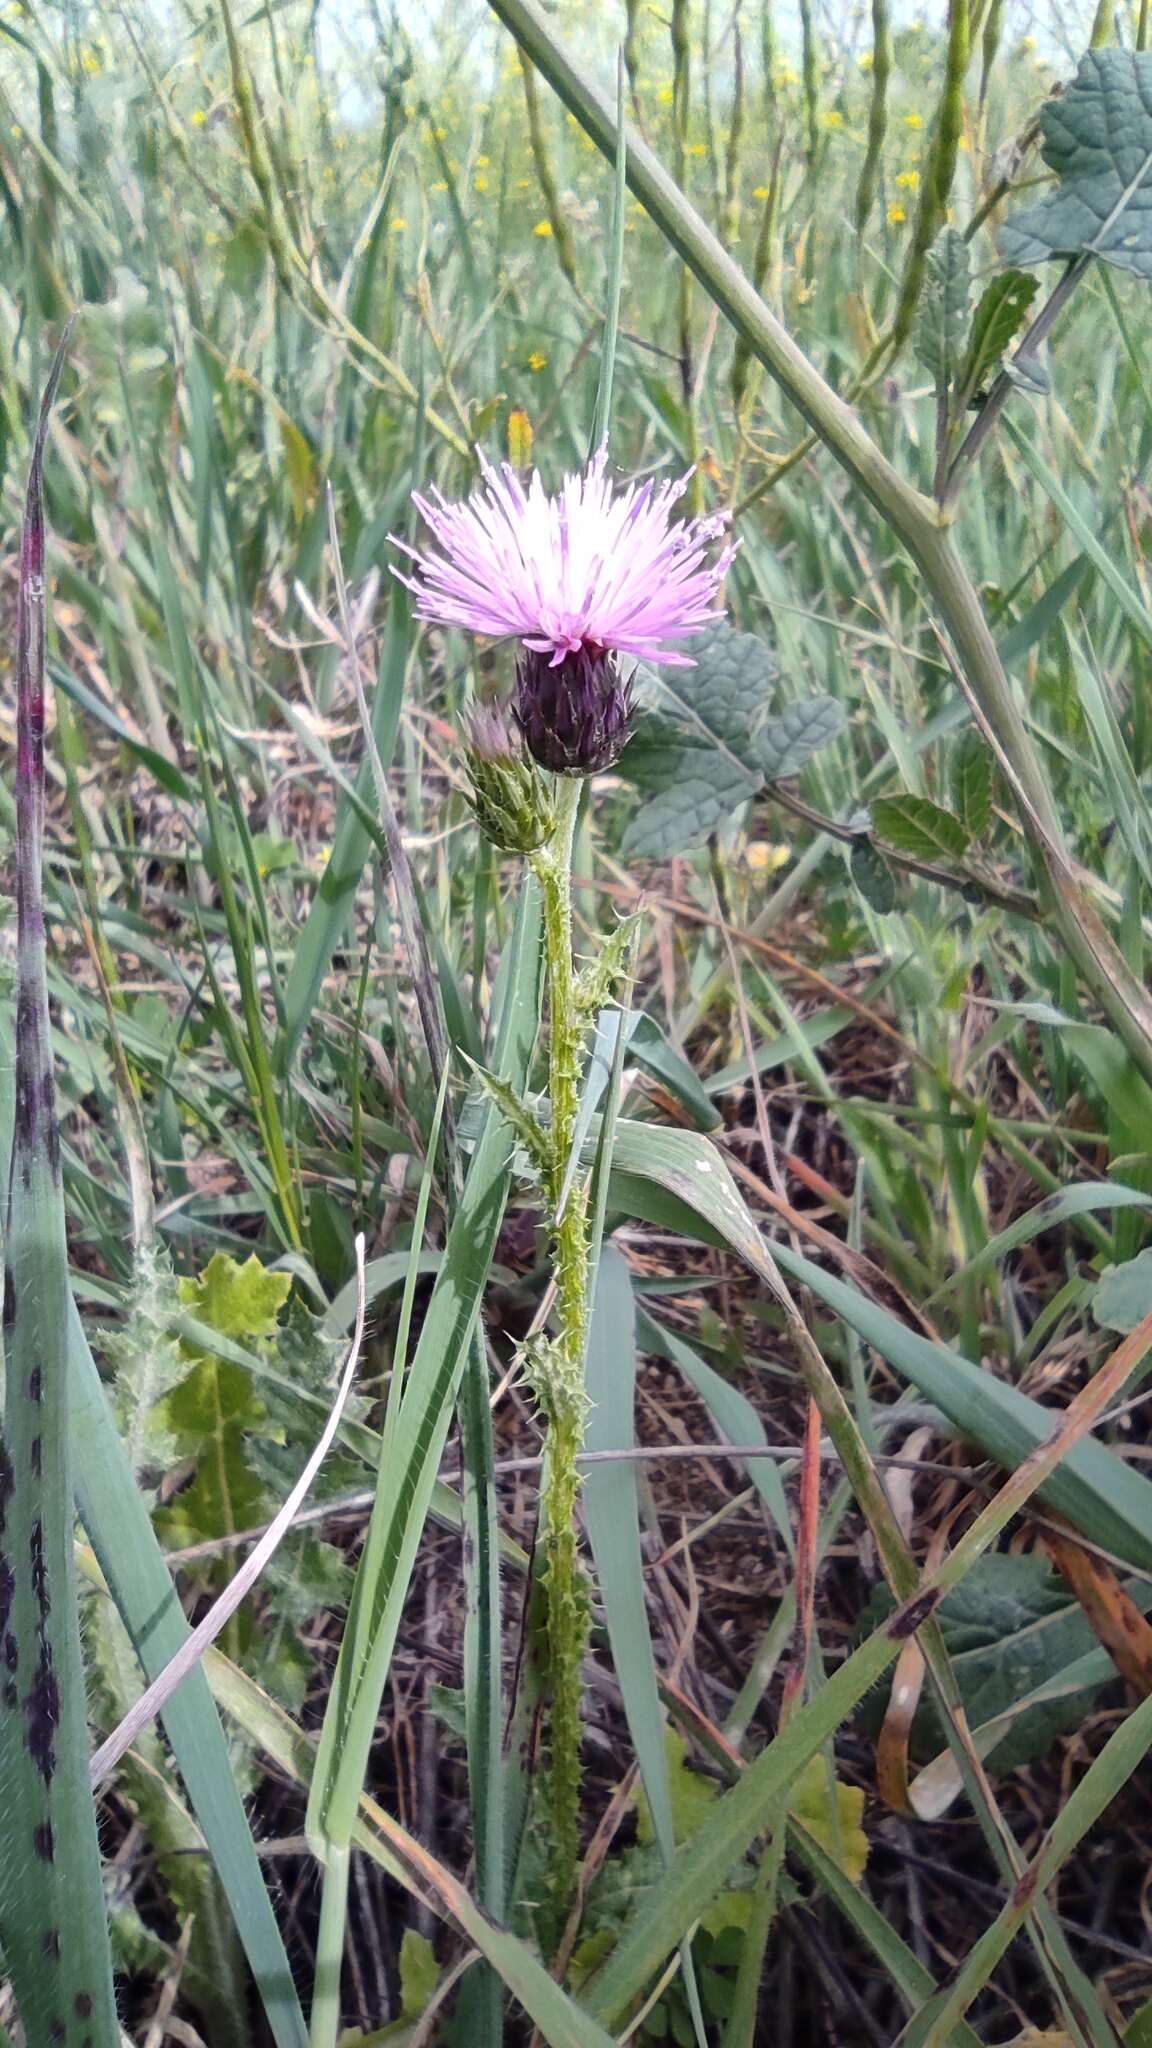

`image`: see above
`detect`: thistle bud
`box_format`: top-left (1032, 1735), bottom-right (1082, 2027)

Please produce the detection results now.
top-left (462, 702), bottom-right (555, 854)
top-left (513, 644), bottom-right (634, 778)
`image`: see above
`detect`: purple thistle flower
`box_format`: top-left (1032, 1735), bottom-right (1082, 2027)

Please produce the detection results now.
top-left (393, 449), bottom-right (735, 670)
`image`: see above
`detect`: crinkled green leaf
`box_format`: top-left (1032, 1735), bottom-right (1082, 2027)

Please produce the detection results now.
top-left (1001, 50), bottom-right (1152, 278)
top-left (860, 1554), bottom-right (1138, 1773)
top-left (620, 740), bottom-right (759, 858)
top-left (620, 628), bottom-right (840, 857)
top-left (758, 695), bottom-right (845, 783)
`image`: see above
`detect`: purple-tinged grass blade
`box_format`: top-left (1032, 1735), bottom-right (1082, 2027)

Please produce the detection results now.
top-left (0, 336), bottom-right (120, 2047)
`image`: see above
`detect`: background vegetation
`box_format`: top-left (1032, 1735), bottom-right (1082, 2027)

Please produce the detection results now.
top-left (8, 0), bottom-right (1152, 2042)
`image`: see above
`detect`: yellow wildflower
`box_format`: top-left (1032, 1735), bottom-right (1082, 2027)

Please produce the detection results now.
top-left (191, 108), bottom-right (207, 127)
top-left (432, 180), bottom-right (447, 193)
top-left (752, 184), bottom-right (770, 199)
top-left (895, 169), bottom-right (919, 189)
top-left (533, 219), bottom-right (553, 237)
top-left (823, 108), bottom-right (844, 128)
top-left (688, 141), bottom-right (706, 156)
top-left (477, 153), bottom-right (490, 167)
top-left (745, 841), bottom-right (791, 875)
top-left (475, 175), bottom-right (489, 192)
top-left (434, 126), bottom-right (447, 140)
top-left (904, 112), bottom-right (923, 129)
top-left (887, 203), bottom-right (906, 224)
top-left (658, 86), bottom-right (674, 103)
top-left (527, 351), bottom-right (548, 371)
top-left (390, 215), bottom-right (407, 232)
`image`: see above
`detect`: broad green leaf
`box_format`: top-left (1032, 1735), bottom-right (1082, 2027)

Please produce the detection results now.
top-left (871, 794), bottom-right (970, 861)
top-left (1093, 1248), bottom-right (1152, 1332)
top-left (788, 1758), bottom-right (867, 1882)
top-left (913, 226), bottom-right (971, 388)
top-left (1001, 49), bottom-right (1152, 278)
top-left (957, 271), bottom-right (1039, 403)
top-left (398, 1929), bottom-right (440, 2016)
top-left (950, 731), bottom-right (994, 840)
top-left (158, 1355), bottom-right (271, 1549)
top-left (861, 1554), bottom-right (1134, 1774)
top-left (620, 741), bottom-right (757, 858)
top-left (620, 626), bottom-right (844, 857)
top-left (1126, 2000), bottom-right (1152, 2046)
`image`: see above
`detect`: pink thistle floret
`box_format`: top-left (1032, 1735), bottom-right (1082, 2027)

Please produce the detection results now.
top-left (392, 450), bottom-right (736, 668)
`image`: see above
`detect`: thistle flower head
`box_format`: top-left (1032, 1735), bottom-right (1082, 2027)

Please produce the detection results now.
top-left (393, 449), bottom-right (735, 669)
top-left (514, 644), bottom-right (634, 777)
top-left (461, 699), bottom-right (555, 853)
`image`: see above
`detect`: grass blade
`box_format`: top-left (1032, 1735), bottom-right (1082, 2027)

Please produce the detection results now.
top-left (0, 341), bottom-right (120, 2046)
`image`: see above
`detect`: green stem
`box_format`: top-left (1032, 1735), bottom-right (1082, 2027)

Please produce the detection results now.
top-left (529, 777), bottom-right (592, 1934)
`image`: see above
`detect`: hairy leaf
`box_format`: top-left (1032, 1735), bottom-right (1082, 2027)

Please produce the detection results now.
top-left (950, 731), bottom-right (994, 840)
top-left (913, 227), bottom-right (971, 388)
top-left (958, 270), bottom-right (1039, 402)
top-left (871, 793), bottom-right (970, 861)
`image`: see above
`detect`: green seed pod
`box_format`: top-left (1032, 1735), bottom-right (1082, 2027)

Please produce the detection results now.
top-left (463, 702), bottom-right (556, 854)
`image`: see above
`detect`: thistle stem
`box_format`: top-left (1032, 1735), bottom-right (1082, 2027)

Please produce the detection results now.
top-left (530, 775), bottom-right (592, 1934)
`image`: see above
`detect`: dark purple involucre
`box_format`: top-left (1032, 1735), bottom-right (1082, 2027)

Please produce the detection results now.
top-left (514, 645), bottom-right (634, 779)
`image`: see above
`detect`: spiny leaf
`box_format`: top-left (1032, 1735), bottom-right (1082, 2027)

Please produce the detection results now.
top-left (871, 793), bottom-right (970, 861)
top-left (177, 1250), bottom-right (292, 1343)
top-left (1001, 49), bottom-right (1152, 279)
top-left (462, 1055), bottom-right (551, 1175)
top-left (957, 270), bottom-right (1039, 404)
top-left (913, 226), bottom-right (971, 389)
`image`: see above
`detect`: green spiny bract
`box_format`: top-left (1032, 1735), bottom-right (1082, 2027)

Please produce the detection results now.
top-left (463, 701), bottom-right (556, 854)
